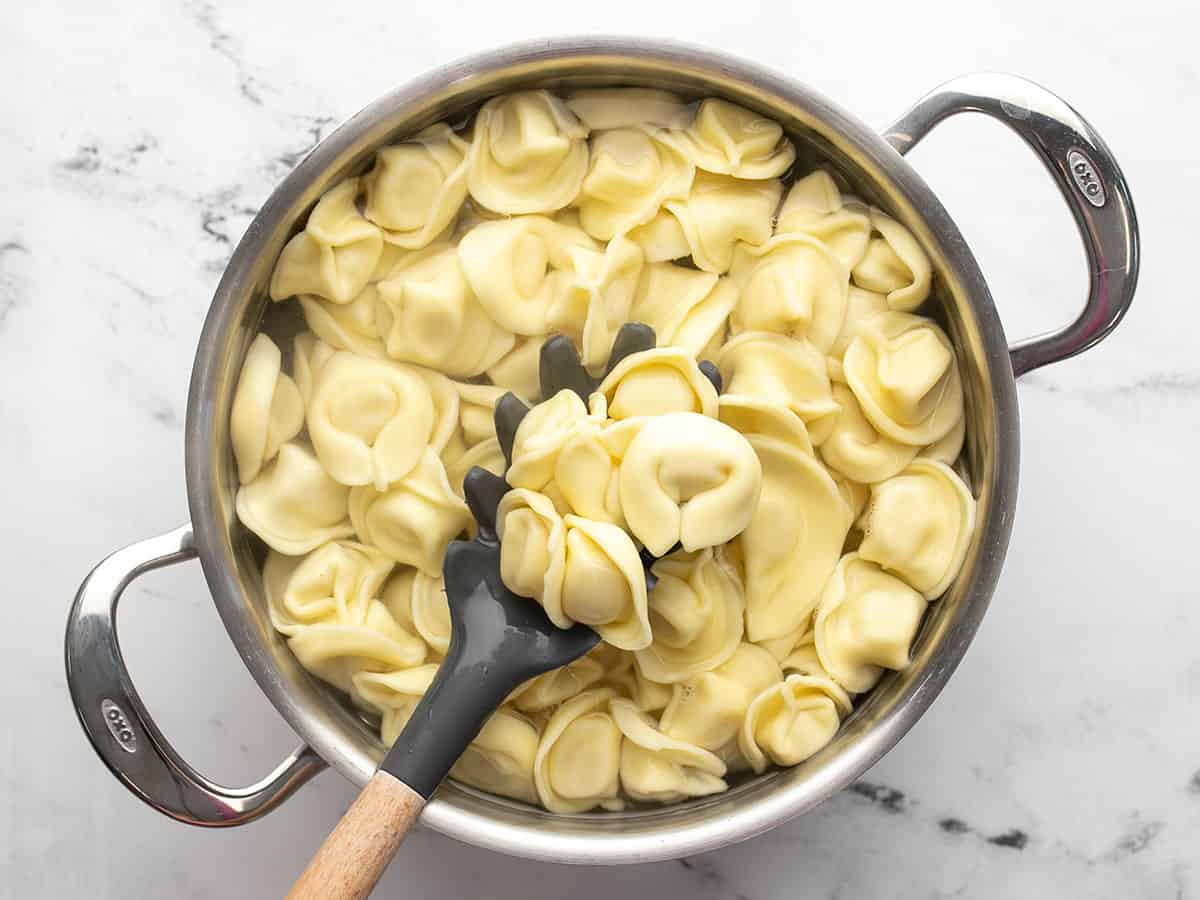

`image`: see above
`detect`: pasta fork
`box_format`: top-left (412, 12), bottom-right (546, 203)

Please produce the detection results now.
top-left (289, 324), bottom-right (719, 900)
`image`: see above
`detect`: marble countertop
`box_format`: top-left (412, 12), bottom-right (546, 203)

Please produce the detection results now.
top-left (4, 1), bottom-right (1197, 897)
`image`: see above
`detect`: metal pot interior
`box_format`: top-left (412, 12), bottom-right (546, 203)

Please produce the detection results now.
top-left (185, 38), bottom-right (1018, 863)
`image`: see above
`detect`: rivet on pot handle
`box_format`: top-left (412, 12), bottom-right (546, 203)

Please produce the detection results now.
top-left (883, 73), bottom-right (1139, 376)
top-left (65, 524), bottom-right (326, 826)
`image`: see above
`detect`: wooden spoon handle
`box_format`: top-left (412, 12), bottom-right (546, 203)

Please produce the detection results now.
top-left (287, 771), bottom-right (424, 900)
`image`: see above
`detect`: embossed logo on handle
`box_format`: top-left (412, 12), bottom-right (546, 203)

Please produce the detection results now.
top-left (1067, 149), bottom-right (1106, 208)
top-left (101, 699), bottom-right (138, 753)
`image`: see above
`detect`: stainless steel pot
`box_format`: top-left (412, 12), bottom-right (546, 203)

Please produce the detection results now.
top-left (65, 37), bottom-right (1138, 864)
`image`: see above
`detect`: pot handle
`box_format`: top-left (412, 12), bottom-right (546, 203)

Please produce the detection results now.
top-left (883, 73), bottom-right (1139, 376)
top-left (65, 523), bottom-right (326, 826)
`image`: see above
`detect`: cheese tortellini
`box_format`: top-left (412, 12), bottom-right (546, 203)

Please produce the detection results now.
top-left (814, 554), bottom-right (927, 693)
top-left (467, 91), bottom-right (590, 215)
top-left (270, 178), bottom-right (383, 304)
top-left (363, 124), bottom-right (469, 249)
top-left (244, 88), bottom-right (977, 814)
top-left (618, 413), bottom-right (761, 556)
top-left (230, 334), bottom-right (304, 484)
top-left (857, 460), bottom-right (976, 599)
top-left (374, 244), bottom-right (514, 377)
top-left (842, 312), bottom-right (964, 446)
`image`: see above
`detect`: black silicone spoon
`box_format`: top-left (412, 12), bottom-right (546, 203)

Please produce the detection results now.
top-left (289, 325), bottom-right (720, 900)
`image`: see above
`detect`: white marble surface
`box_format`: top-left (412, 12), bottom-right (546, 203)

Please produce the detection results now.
top-left (3, 1), bottom-right (1198, 897)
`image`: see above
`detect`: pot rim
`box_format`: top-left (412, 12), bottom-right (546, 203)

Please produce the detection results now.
top-left (185, 35), bottom-right (1019, 864)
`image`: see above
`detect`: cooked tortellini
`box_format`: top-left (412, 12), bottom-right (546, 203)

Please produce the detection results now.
top-left (374, 243), bottom-right (514, 377)
top-left (660, 98), bottom-right (796, 180)
top-left (298, 288), bottom-right (387, 359)
top-left (597, 346), bottom-right (719, 420)
top-left (664, 172), bottom-right (782, 273)
top-left (659, 643), bottom-right (781, 762)
top-left (236, 442), bottom-right (355, 555)
top-left (842, 312), bottom-right (964, 446)
top-left (244, 89), bottom-right (977, 813)
top-left (363, 123), bottom-right (469, 249)
top-left (739, 673), bottom-right (851, 772)
top-left (814, 554), bottom-right (927, 693)
top-left (534, 689), bottom-right (623, 812)
top-left (230, 334), bottom-right (304, 484)
top-left (496, 489), bottom-right (651, 650)
top-left (852, 210), bottom-right (932, 312)
top-left (307, 351), bottom-right (454, 489)
top-left (618, 412), bottom-right (761, 556)
top-left (457, 215), bottom-right (599, 335)
top-left (719, 331), bottom-right (840, 444)
top-left (348, 448), bottom-right (471, 575)
top-left (737, 435), bottom-right (849, 642)
top-left (467, 91), bottom-right (590, 215)
top-left (610, 698), bottom-right (727, 803)
top-left (775, 170), bottom-right (871, 269)
top-left (270, 178), bottom-right (383, 304)
top-left (729, 234), bottom-right (849, 354)
top-left (629, 263), bottom-right (738, 358)
top-left (576, 128), bottom-right (693, 241)
top-left (820, 382), bottom-right (919, 484)
top-left (635, 547), bottom-right (745, 683)
top-left (857, 460), bottom-right (976, 599)
top-left (566, 88), bottom-right (693, 131)
top-left (551, 235), bottom-right (645, 369)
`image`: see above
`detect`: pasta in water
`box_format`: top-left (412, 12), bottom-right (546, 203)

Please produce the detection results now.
top-left (242, 88), bottom-right (978, 813)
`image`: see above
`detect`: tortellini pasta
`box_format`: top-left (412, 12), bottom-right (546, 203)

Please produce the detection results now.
top-left (729, 233), bottom-right (850, 354)
top-left (618, 412), bottom-right (761, 556)
top-left (307, 351), bottom-right (453, 489)
top-left (659, 98), bottom-right (796, 180)
top-left (457, 215), bottom-right (599, 335)
top-left (565, 88), bottom-right (693, 131)
top-left (664, 172), bottom-right (782, 273)
top-left (610, 698), bottom-right (727, 803)
top-left (659, 643), bottom-right (781, 761)
top-left (299, 288), bottom-right (387, 359)
top-left (534, 689), bottom-right (623, 813)
top-left (374, 244), bottom-right (514, 377)
top-left (775, 170), bottom-right (871, 269)
top-left (244, 89), bottom-right (978, 814)
top-left (842, 312), bottom-right (964, 446)
top-left (852, 210), bottom-right (932, 312)
top-left (496, 489), bottom-right (651, 650)
top-left (506, 388), bottom-right (593, 491)
top-left (635, 547), bottom-right (745, 683)
top-left (236, 442), bottom-right (354, 555)
top-left (270, 178), bottom-right (383, 304)
top-left (719, 332), bottom-right (840, 445)
top-left (551, 235), bottom-right (645, 369)
top-left (230, 334), bottom-right (304, 484)
top-left (450, 708), bottom-right (541, 804)
top-left (486, 336), bottom-right (544, 402)
top-left (736, 435), bottom-right (850, 642)
top-left (739, 673), bottom-right (851, 773)
top-left (857, 460), bottom-right (976, 599)
top-left (348, 448), bottom-right (471, 575)
top-left (597, 346), bottom-right (719, 420)
top-left (576, 128), bottom-right (693, 241)
top-left (629, 264), bottom-right (738, 358)
top-left (467, 91), bottom-right (590, 215)
top-left (820, 382), bottom-right (919, 484)
top-left (814, 554), bottom-right (927, 693)
top-left (263, 545), bottom-right (428, 702)
top-left (363, 123), bottom-right (469, 249)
